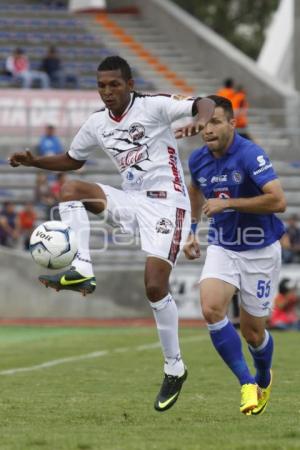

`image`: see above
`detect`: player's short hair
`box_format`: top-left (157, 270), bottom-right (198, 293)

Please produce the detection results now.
top-left (207, 94), bottom-right (234, 120)
top-left (97, 56), bottom-right (132, 81)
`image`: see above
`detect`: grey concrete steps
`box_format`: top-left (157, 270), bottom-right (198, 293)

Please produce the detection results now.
top-left (280, 176), bottom-right (300, 190)
top-left (273, 161), bottom-right (300, 175)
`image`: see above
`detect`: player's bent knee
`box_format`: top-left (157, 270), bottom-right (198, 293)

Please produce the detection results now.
top-left (145, 284), bottom-right (167, 302)
top-left (201, 303), bottom-right (225, 324)
top-left (241, 328), bottom-right (264, 347)
top-left (60, 181), bottom-right (81, 202)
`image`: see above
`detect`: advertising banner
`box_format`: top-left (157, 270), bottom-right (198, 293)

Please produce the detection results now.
top-left (0, 89), bottom-right (103, 139)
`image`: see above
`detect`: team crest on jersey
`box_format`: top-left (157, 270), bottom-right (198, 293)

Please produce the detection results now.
top-left (231, 171), bottom-right (243, 184)
top-left (129, 123), bottom-right (145, 142)
top-left (156, 218), bottom-right (174, 234)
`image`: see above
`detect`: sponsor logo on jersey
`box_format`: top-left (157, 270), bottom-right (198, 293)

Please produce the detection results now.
top-left (231, 170), bottom-right (243, 184)
top-left (125, 171), bottom-right (144, 185)
top-left (253, 163), bottom-right (272, 176)
top-left (128, 123), bottom-right (145, 142)
top-left (156, 218), bottom-right (174, 234)
top-left (213, 188), bottom-right (233, 212)
top-left (102, 131), bottom-right (114, 138)
top-left (116, 145), bottom-right (149, 172)
top-left (168, 147), bottom-right (185, 194)
top-left (147, 191), bottom-right (167, 199)
top-left (211, 174), bottom-right (228, 183)
top-left (197, 177), bottom-right (207, 186)
top-left (257, 155), bottom-right (266, 167)
top-left (214, 190), bottom-right (231, 199)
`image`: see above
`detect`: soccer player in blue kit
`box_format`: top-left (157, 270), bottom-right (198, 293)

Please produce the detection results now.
top-left (181, 95), bottom-right (287, 415)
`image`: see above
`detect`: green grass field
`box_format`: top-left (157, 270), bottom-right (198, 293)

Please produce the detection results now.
top-left (0, 326), bottom-right (299, 450)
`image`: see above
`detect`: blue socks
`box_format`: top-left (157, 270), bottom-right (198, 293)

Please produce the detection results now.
top-left (208, 317), bottom-right (255, 385)
top-left (248, 330), bottom-right (273, 388)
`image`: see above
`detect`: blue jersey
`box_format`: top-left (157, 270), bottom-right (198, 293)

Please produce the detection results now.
top-left (38, 136), bottom-right (63, 156)
top-left (189, 133), bottom-right (285, 251)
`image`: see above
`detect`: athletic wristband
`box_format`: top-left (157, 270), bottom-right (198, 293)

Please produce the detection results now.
top-left (190, 222), bottom-right (198, 234)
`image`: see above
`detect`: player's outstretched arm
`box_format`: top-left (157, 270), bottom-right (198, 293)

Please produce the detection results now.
top-left (9, 151), bottom-right (84, 172)
top-left (175, 97), bottom-right (215, 139)
top-left (183, 183), bottom-right (205, 260)
top-left (195, 97), bottom-right (216, 128)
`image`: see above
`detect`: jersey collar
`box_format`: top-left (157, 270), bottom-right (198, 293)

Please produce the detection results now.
top-left (108, 92), bottom-right (135, 122)
top-left (226, 132), bottom-right (241, 155)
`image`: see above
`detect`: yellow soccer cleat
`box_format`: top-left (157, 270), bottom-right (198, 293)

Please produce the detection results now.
top-left (251, 371), bottom-right (272, 416)
top-left (240, 383), bottom-right (258, 414)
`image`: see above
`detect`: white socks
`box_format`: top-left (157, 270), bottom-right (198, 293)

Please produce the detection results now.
top-left (59, 201), bottom-right (94, 277)
top-left (149, 293), bottom-right (185, 377)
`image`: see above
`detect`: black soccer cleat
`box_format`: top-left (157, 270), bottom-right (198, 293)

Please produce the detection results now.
top-left (154, 368), bottom-right (188, 412)
top-left (39, 266), bottom-right (96, 297)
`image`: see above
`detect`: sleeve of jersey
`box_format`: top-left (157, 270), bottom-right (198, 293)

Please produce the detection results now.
top-left (68, 117), bottom-right (99, 161)
top-left (155, 95), bottom-right (195, 123)
top-left (245, 145), bottom-right (278, 188)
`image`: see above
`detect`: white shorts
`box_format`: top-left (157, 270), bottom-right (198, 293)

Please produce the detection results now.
top-left (200, 242), bottom-right (282, 317)
top-left (98, 184), bottom-right (191, 266)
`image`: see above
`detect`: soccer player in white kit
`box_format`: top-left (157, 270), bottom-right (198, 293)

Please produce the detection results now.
top-left (10, 56), bottom-right (215, 412)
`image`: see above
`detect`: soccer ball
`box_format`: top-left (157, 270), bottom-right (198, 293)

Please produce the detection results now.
top-left (29, 221), bottom-right (77, 269)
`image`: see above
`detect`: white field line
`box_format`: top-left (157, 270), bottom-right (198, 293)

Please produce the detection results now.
top-left (0, 335), bottom-right (208, 376)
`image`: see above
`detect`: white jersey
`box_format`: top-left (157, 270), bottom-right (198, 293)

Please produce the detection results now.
top-left (68, 92), bottom-right (197, 210)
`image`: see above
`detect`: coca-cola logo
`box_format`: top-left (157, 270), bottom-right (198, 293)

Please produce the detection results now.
top-left (115, 145), bottom-right (149, 172)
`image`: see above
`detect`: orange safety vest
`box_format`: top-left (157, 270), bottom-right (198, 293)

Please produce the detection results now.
top-left (216, 87), bottom-right (236, 102)
top-left (232, 91), bottom-right (248, 128)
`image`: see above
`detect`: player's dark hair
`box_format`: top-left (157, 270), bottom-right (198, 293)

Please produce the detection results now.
top-left (97, 56), bottom-right (132, 81)
top-left (207, 94), bottom-right (234, 119)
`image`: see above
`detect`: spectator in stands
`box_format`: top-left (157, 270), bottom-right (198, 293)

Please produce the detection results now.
top-left (281, 214), bottom-right (300, 263)
top-left (18, 202), bottom-right (37, 250)
top-left (40, 46), bottom-right (78, 89)
top-left (0, 201), bottom-right (20, 247)
top-left (5, 48), bottom-right (50, 89)
top-left (269, 278), bottom-right (300, 330)
top-left (37, 125), bottom-right (63, 157)
top-left (232, 85), bottom-right (252, 140)
top-left (216, 78), bottom-right (236, 102)
top-left (34, 172), bottom-right (55, 219)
